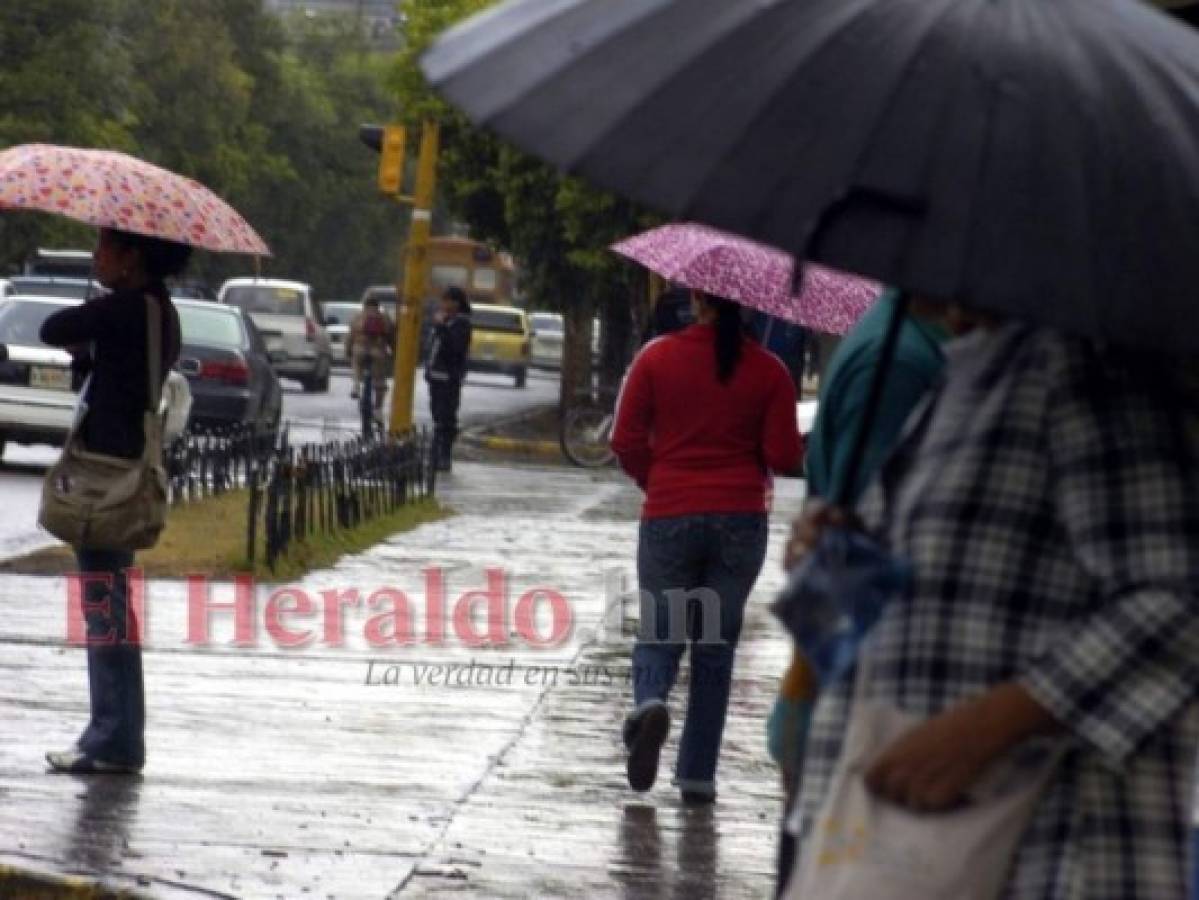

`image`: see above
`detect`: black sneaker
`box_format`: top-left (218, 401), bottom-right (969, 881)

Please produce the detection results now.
top-left (624, 701), bottom-right (670, 793)
top-left (46, 748), bottom-right (141, 775)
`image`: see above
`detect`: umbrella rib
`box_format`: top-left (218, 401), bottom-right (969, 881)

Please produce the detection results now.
top-left (679, 0), bottom-right (961, 259)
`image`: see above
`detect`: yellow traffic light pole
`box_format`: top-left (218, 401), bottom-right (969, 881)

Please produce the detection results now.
top-left (389, 123), bottom-right (440, 437)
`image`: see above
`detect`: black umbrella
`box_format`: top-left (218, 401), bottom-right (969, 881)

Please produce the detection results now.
top-left (424, 0), bottom-right (1199, 353)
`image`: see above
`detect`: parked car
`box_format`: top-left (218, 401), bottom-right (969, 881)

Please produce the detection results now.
top-left (217, 278), bottom-right (332, 393)
top-left (529, 312), bottom-right (564, 370)
top-left (321, 301), bottom-right (362, 367)
top-left (467, 303), bottom-right (530, 388)
top-left (0, 295), bottom-right (192, 459)
top-left (169, 279), bottom-right (216, 301)
top-left (24, 248), bottom-right (93, 278)
top-left (8, 276), bottom-right (103, 300)
top-left (174, 299), bottom-right (282, 437)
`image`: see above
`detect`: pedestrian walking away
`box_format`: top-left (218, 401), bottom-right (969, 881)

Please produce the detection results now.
top-left (347, 296), bottom-right (396, 421)
top-left (611, 289), bottom-right (803, 804)
top-left (39, 227), bottom-right (190, 775)
top-left (425, 286), bottom-right (472, 471)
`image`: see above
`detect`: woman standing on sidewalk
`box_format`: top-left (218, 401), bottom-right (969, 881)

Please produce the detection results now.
top-left (612, 290), bottom-right (803, 803)
top-left (40, 228), bottom-right (189, 775)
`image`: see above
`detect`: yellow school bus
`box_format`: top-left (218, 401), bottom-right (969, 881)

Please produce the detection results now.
top-left (426, 237), bottom-right (518, 307)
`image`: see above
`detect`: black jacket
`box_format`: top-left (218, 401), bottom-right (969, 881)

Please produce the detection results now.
top-left (41, 287), bottom-right (181, 458)
top-left (425, 314), bottom-right (471, 384)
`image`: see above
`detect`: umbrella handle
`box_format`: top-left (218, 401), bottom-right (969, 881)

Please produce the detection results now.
top-left (832, 290), bottom-right (911, 508)
top-left (793, 183), bottom-right (925, 296)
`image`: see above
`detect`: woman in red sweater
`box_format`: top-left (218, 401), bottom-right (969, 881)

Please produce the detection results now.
top-left (612, 291), bottom-right (803, 803)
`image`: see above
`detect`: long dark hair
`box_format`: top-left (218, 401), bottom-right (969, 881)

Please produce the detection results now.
top-left (711, 296), bottom-right (744, 384)
top-left (107, 229), bottom-right (193, 285)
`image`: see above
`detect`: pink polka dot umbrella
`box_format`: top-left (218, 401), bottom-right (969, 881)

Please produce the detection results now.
top-left (612, 222), bottom-right (879, 335)
top-left (0, 144), bottom-right (270, 256)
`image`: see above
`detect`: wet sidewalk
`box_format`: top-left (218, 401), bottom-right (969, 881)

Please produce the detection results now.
top-left (0, 461), bottom-right (802, 899)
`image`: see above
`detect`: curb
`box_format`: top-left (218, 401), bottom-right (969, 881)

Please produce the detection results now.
top-left (470, 435), bottom-right (562, 458)
top-left (0, 862), bottom-right (152, 899)
top-left (459, 403), bottom-right (563, 461)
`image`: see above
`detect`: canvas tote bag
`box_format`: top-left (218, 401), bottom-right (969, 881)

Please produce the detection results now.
top-left (786, 655), bottom-right (1065, 900)
top-left (38, 295), bottom-right (169, 551)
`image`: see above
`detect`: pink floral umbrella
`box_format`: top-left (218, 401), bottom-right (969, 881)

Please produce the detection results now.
top-left (0, 144), bottom-right (270, 256)
top-left (612, 222), bottom-right (879, 335)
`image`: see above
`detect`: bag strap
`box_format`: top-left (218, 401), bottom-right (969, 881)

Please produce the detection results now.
top-left (850, 634), bottom-right (877, 709)
top-left (145, 294), bottom-right (163, 412)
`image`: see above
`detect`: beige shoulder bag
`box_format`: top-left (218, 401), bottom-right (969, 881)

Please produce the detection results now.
top-left (786, 652), bottom-right (1065, 900)
top-left (38, 295), bottom-right (169, 551)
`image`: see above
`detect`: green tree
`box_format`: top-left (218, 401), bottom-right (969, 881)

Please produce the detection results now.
top-left (394, 0), bottom-right (655, 407)
top-left (0, 1), bottom-right (403, 300)
top-left (0, 0), bottom-right (136, 266)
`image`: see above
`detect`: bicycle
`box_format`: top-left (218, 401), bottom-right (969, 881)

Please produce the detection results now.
top-left (560, 386), bottom-right (618, 468)
top-left (359, 368), bottom-right (386, 441)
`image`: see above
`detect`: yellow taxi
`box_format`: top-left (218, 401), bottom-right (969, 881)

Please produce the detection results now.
top-left (467, 303), bottom-right (531, 388)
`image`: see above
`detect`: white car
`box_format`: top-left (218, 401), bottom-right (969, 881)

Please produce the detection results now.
top-left (218, 277), bottom-right (333, 392)
top-left (321, 301), bottom-right (362, 367)
top-left (529, 312), bottom-right (564, 369)
top-left (0, 296), bottom-right (191, 458)
top-left (797, 399), bottom-right (818, 435)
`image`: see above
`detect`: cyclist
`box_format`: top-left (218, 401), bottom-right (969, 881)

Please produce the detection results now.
top-left (425, 286), bottom-right (472, 471)
top-left (347, 297), bottom-right (395, 423)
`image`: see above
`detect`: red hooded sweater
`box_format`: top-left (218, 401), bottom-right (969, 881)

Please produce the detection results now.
top-left (611, 324), bottom-right (804, 520)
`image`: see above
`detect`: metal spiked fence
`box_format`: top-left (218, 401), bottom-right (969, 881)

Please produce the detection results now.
top-left (165, 424), bottom-right (437, 572)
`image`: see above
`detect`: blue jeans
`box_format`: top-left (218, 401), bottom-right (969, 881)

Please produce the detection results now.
top-left (75, 548), bottom-right (145, 767)
top-left (631, 512), bottom-right (768, 794)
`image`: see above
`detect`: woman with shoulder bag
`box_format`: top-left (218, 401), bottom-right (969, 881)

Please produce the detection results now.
top-left (784, 319), bottom-right (1199, 900)
top-left (40, 227), bottom-right (189, 775)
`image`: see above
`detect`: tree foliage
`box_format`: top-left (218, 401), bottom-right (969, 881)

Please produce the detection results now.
top-left (394, 0), bottom-right (659, 399)
top-left (0, 0), bottom-right (404, 299)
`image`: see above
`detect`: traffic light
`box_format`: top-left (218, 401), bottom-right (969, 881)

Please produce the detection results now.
top-left (359, 124), bottom-right (406, 195)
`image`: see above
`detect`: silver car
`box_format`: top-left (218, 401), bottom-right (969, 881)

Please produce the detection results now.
top-left (529, 312), bottom-right (564, 369)
top-left (0, 296), bottom-right (192, 458)
top-left (218, 278), bottom-right (332, 393)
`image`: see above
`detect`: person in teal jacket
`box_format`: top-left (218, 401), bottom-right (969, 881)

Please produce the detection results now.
top-left (769, 288), bottom-right (950, 897)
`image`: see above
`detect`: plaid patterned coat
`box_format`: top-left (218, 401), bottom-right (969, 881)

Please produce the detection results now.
top-left (797, 325), bottom-right (1199, 899)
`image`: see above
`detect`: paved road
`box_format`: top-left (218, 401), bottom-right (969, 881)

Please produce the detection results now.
top-left (0, 463), bottom-right (802, 898)
top-left (282, 365), bottom-right (559, 442)
top-left (0, 366), bottom-right (560, 557)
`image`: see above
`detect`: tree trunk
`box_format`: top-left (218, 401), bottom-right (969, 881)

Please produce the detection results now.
top-left (559, 296), bottom-right (594, 419)
top-left (598, 277), bottom-right (635, 398)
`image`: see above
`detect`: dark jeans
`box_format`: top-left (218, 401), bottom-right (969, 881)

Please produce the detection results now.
top-left (75, 548), bottom-right (144, 767)
top-left (776, 804), bottom-right (798, 897)
top-left (1193, 830), bottom-right (1199, 900)
top-left (428, 377), bottom-right (463, 461)
top-left (631, 512), bottom-right (768, 794)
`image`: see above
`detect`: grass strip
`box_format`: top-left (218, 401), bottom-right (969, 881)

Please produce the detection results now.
top-left (0, 490), bottom-right (448, 581)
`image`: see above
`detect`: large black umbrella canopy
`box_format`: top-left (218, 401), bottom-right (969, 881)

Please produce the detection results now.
top-left (424, 0), bottom-right (1199, 352)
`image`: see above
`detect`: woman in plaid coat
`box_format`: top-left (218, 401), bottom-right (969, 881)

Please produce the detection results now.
top-left (791, 321), bottom-right (1199, 898)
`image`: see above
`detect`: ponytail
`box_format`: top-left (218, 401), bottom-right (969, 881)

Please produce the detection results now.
top-left (713, 298), bottom-right (744, 384)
